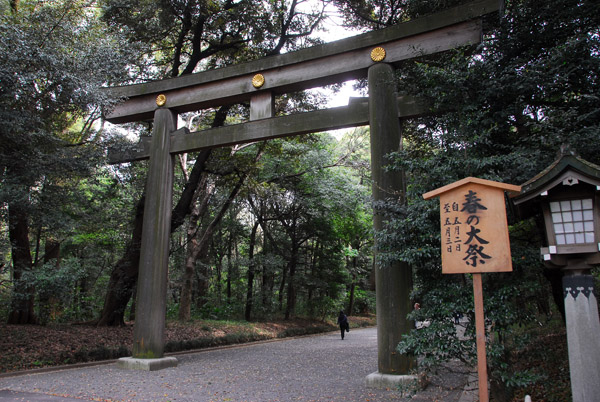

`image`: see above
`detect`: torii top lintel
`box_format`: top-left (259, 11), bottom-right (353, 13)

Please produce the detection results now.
top-left (104, 0), bottom-right (501, 124)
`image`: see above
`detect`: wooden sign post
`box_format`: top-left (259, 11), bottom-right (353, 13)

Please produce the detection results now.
top-left (423, 177), bottom-right (521, 402)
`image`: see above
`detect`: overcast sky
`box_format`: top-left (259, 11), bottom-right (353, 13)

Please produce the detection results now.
top-left (299, 0), bottom-right (365, 108)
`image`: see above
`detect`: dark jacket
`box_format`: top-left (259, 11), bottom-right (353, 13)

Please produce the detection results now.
top-left (337, 312), bottom-right (349, 329)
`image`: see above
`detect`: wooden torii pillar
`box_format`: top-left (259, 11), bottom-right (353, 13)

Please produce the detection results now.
top-left (107, 0), bottom-right (501, 378)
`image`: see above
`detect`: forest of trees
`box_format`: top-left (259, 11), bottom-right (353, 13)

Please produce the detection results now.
top-left (1, 0), bottom-right (599, 399)
top-left (0, 0), bottom-right (376, 328)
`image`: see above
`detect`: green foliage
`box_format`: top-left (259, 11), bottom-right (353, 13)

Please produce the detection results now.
top-left (0, 0), bottom-right (134, 323)
top-left (348, 289), bottom-right (376, 315)
top-left (161, 128), bottom-right (375, 324)
top-left (0, 0), bottom-right (131, 161)
top-left (0, 263), bottom-right (12, 320)
top-left (93, 0), bottom-right (359, 326)
top-left (3, 5), bottom-right (590, 400)
top-left (198, 302), bottom-right (243, 321)
top-left (100, 0), bottom-right (327, 79)
top-left (371, 0), bottom-right (600, 398)
top-left (508, 318), bottom-right (571, 401)
top-left (302, 295), bottom-right (344, 322)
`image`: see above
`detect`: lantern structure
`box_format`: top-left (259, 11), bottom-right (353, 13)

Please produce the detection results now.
top-left (512, 151), bottom-right (600, 402)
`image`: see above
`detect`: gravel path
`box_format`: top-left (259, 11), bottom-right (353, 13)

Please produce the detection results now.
top-left (0, 327), bottom-right (473, 402)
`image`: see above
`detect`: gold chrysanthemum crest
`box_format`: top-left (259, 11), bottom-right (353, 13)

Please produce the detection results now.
top-left (156, 94), bottom-right (167, 107)
top-left (252, 74), bottom-right (265, 88)
top-left (370, 47), bottom-right (386, 62)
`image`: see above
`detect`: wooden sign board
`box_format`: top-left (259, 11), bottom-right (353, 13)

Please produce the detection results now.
top-left (423, 178), bottom-right (521, 274)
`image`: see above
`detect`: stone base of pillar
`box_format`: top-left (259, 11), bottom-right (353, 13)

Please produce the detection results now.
top-left (365, 371), bottom-right (419, 390)
top-left (563, 273), bottom-right (600, 402)
top-left (117, 356), bottom-right (178, 371)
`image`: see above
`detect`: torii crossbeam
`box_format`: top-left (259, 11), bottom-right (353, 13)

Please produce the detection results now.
top-left (106, 0), bottom-right (501, 383)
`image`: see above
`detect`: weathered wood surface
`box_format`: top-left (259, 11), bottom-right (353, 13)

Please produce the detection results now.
top-left (104, 0), bottom-right (499, 124)
top-left (132, 109), bottom-right (176, 359)
top-left (250, 92), bottom-right (275, 121)
top-left (108, 95), bottom-right (431, 163)
top-left (368, 63), bottom-right (415, 375)
top-left (473, 273), bottom-right (489, 402)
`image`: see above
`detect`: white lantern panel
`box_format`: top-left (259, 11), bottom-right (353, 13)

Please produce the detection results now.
top-left (550, 198), bottom-right (595, 245)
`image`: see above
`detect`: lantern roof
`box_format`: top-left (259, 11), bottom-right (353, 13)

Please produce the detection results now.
top-left (511, 147), bottom-right (600, 218)
top-left (513, 150), bottom-right (600, 209)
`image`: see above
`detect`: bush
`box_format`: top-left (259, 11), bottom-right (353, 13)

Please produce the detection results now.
top-left (300, 295), bottom-right (344, 321)
top-left (196, 302), bottom-right (241, 321)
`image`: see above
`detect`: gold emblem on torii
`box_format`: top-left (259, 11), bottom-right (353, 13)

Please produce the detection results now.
top-left (370, 47), bottom-right (386, 62)
top-left (252, 74), bottom-right (265, 88)
top-left (156, 94), bottom-right (167, 107)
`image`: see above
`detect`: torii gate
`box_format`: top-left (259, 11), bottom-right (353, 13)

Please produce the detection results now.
top-left (106, 0), bottom-right (501, 385)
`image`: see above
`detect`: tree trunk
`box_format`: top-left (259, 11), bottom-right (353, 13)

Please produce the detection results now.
top-left (179, 174), bottom-right (208, 321)
top-left (284, 243), bottom-right (299, 320)
top-left (128, 286), bottom-right (136, 321)
top-left (278, 264), bottom-right (287, 313)
top-left (96, 195), bottom-right (145, 326)
top-left (181, 146), bottom-right (264, 315)
top-left (179, 225), bottom-right (200, 321)
top-left (307, 240), bottom-right (318, 318)
top-left (215, 246), bottom-right (223, 304)
top-left (348, 281), bottom-right (356, 316)
top-left (347, 252), bottom-right (358, 315)
top-left (10, 0), bottom-right (19, 14)
top-left (77, 277), bottom-right (88, 322)
top-left (226, 234), bottom-right (232, 302)
top-left (96, 107), bottom-right (224, 327)
top-left (39, 238), bottom-right (61, 325)
top-left (96, 148), bottom-right (213, 326)
top-left (544, 268), bottom-right (566, 322)
top-left (244, 221), bottom-right (259, 321)
top-left (7, 202), bottom-right (37, 325)
top-left (257, 205), bottom-right (271, 309)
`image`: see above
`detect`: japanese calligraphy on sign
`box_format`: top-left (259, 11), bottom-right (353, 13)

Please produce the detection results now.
top-left (423, 178), bottom-right (521, 274)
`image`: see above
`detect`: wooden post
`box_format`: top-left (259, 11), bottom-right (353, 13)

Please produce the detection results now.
top-left (132, 108), bottom-right (176, 359)
top-left (472, 273), bottom-right (489, 402)
top-left (423, 178), bottom-right (521, 401)
top-left (368, 62), bottom-right (414, 375)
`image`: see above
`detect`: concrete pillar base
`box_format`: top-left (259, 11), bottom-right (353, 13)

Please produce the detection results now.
top-left (117, 356), bottom-right (178, 371)
top-left (365, 371), bottom-right (419, 390)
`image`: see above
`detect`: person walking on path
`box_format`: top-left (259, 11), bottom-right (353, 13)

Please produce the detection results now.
top-left (337, 311), bottom-right (349, 340)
